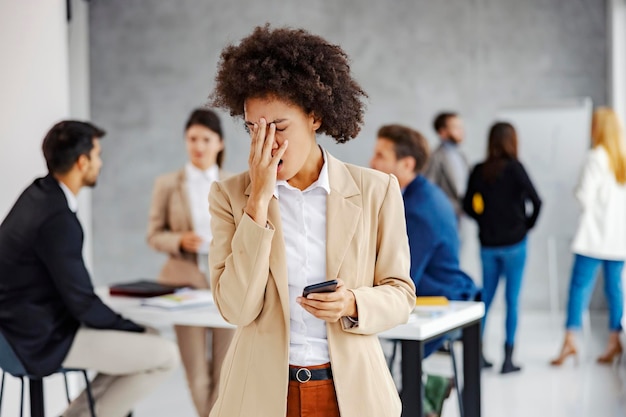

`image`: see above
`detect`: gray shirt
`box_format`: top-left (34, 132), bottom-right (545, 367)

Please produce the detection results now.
top-left (424, 141), bottom-right (468, 217)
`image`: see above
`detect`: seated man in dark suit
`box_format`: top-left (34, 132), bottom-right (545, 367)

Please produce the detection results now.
top-left (0, 121), bottom-right (179, 417)
top-left (370, 124), bottom-right (478, 417)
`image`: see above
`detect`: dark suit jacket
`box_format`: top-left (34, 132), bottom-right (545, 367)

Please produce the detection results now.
top-left (0, 175), bottom-right (144, 376)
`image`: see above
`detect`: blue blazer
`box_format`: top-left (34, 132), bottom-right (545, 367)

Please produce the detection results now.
top-left (403, 175), bottom-right (477, 301)
top-left (0, 175), bottom-right (143, 376)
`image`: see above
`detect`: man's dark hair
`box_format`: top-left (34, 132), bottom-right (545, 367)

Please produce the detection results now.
top-left (185, 108), bottom-right (225, 168)
top-left (377, 124), bottom-right (430, 173)
top-left (211, 24), bottom-right (368, 143)
top-left (42, 121), bottom-right (106, 174)
top-left (433, 112), bottom-right (458, 133)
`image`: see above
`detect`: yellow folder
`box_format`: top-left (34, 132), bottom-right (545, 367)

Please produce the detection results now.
top-left (415, 296), bottom-right (449, 306)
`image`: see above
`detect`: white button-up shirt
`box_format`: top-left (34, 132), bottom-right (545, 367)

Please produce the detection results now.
top-left (58, 181), bottom-right (78, 213)
top-left (275, 150), bottom-right (331, 366)
top-left (186, 163), bottom-right (219, 257)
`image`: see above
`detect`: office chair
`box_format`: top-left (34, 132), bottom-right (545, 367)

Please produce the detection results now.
top-left (0, 331), bottom-right (96, 417)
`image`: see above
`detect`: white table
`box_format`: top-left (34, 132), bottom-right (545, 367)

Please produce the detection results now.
top-left (380, 302), bottom-right (484, 417)
top-left (98, 289), bottom-right (235, 329)
top-left (99, 289), bottom-right (483, 417)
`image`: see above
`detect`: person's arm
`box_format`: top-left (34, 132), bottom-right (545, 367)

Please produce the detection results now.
top-left (208, 180), bottom-right (275, 326)
top-left (342, 174), bottom-right (416, 335)
top-left (146, 176), bottom-right (184, 255)
top-left (512, 161), bottom-right (542, 229)
top-left (462, 167), bottom-right (480, 220)
top-left (405, 211), bottom-right (438, 290)
top-left (209, 120), bottom-right (287, 326)
top-left (35, 212), bottom-right (144, 332)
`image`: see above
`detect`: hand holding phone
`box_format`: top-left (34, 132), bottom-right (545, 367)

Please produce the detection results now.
top-left (298, 279), bottom-right (357, 323)
top-left (302, 280), bottom-right (338, 297)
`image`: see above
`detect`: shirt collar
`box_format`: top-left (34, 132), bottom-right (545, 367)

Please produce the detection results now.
top-left (274, 147), bottom-right (331, 198)
top-left (186, 163), bottom-right (218, 182)
top-left (58, 181), bottom-right (78, 213)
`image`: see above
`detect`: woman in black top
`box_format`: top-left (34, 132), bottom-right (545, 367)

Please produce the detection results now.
top-left (463, 122), bottom-right (542, 374)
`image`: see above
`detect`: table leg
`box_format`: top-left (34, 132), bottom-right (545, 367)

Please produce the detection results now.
top-left (462, 321), bottom-right (481, 417)
top-left (29, 379), bottom-right (45, 417)
top-left (400, 339), bottom-right (424, 417)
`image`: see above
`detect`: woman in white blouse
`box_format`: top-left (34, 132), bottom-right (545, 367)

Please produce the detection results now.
top-left (551, 107), bottom-right (626, 366)
top-left (147, 108), bottom-right (234, 416)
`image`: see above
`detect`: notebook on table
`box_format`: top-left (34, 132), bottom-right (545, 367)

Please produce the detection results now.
top-left (108, 280), bottom-right (186, 297)
top-left (415, 296), bottom-right (449, 306)
top-left (412, 296), bottom-right (450, 319)
top-left (140, 289), bottom-right (214, 310)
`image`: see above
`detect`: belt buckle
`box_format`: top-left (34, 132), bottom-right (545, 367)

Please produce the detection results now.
top-left (295, 368), bottom-right (312, 383)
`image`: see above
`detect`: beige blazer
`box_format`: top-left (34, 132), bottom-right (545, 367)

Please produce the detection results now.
top-left (147, 168), bottom-right (229, 289)
top-left (208, 152), bottom-right (416, 417)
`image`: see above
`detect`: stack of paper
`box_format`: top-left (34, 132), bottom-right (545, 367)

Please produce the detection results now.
top-left (413, 296), bottom-right (450, 319)
top-left (141, 289), bottom-right (214, 310)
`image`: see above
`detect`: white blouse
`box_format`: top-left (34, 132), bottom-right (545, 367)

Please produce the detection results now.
top-left (571, 146), bottom-right (626, 260)
top-left (186, 163), bottom-right (219, 256)
top-left (275, 150), bottom-right (331, 366)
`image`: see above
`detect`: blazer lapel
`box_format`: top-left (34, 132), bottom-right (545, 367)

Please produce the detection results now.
top-left (325, 153), bottom-right (362, 281)
top-left (176, 169), bottom-right (194, 231)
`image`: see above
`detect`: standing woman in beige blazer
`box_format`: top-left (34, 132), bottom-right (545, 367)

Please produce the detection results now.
top-left (207, 26), bottom-right (416, 417)
top-left (147, 108), bottom-right (234, 417)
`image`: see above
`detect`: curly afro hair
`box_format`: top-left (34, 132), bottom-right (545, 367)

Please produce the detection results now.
top-left (210, 24), bottom-right (368, 143)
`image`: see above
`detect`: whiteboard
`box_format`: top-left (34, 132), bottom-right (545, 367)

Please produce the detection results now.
top-left (496, 98), bottom-right (593, 311)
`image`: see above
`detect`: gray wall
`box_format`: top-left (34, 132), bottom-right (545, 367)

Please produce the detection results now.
top-left (90, 0), bottom-right (608, 310)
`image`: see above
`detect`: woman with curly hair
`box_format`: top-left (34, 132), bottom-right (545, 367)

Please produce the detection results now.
top-left (207, 25), bottom-right (415, 417)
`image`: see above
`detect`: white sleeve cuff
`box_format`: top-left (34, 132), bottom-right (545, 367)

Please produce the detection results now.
top-left (341, 316), bottom-right (359, 329)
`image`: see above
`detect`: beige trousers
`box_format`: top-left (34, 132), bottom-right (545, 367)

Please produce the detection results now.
top-left (61, 328), bottom-right (179, 417)
top-left (175, 326), bottom-right (235, 417)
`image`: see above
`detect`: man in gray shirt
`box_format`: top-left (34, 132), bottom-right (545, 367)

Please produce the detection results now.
top-left (424, 112), bottom-right (468, 219)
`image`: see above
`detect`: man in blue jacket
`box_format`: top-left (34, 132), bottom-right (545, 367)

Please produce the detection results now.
top-left (370, 124), bottom-right (478, 417)
top-left (0, 121), bottom-right (179, 417)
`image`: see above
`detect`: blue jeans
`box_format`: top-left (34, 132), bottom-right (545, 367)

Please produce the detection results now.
top-left (565, 254), bottom-right (624, 331)
top-left (480, 237), bottom-right (527, 346)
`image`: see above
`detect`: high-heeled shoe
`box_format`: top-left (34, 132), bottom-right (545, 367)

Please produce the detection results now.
top-left (550, 342), bottom-right (578, 366)
top-left (597, 344), bottom-right (623, 364)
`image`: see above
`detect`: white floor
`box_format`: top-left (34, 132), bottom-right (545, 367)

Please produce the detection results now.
top-left (2, 311), bottom-right (626, 416)
top-left (141, 310), bottom-right (626, 417)
top-left (421, 311), bottom-right (626, 417)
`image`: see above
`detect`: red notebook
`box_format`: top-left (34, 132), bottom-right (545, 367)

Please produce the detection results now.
top-left (109, 280), bottom-right (186, 297)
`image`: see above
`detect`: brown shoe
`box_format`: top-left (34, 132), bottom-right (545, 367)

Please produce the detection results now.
top-left (550, 333), bottom-right (578, 366)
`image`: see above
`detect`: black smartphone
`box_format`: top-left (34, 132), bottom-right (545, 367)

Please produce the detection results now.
top-left (302, 280), bottom-right (338, 297)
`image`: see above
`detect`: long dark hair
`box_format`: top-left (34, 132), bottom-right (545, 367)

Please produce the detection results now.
top-left (481, 122), bottom-right (518, 182)
top-left (185, 108), bottom-right (225, 168)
